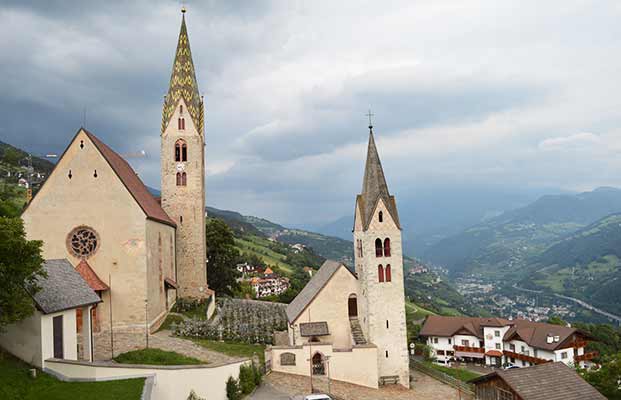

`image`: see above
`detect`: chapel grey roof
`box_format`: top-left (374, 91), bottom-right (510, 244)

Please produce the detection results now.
top-left (356, 129), bottom-right (401, 230)
top-left (286, 260), bottom-right (356, 323)
top-left (28, 259), bottom-right (102, 314)
top-left (469, 362), bottom-right (605, 400)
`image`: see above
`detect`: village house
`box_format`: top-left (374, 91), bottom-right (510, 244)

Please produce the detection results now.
top-left (420, 315), bottom-right (597, 368)
top-left (0, 260), bottom-right (102, 367)
top-left (250, 275), bottom-right (290, 298)
top-left (469, 361), bottom-right (605, 400)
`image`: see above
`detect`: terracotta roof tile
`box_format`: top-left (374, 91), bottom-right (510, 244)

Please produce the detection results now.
top-left (83, 129), bottom-right (176, 228)
top-left (75, 259), bottom-right (109, 291)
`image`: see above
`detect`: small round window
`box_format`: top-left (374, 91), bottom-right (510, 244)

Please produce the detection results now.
top-left (66, 226), bottom-right (100, 259)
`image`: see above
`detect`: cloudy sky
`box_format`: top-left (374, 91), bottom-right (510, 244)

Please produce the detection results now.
top-left (2, 0), bottom-right (621, 227)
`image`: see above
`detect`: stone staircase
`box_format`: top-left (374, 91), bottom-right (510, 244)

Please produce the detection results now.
top-left (349, 318), bottom-right (367, 345)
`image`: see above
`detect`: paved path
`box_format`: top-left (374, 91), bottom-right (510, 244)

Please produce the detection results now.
top-left (260, 371), bottom-right (472, 400)
top-left (250, 381), bottom-right (291, 400)
top-left (148, 330), bottom-right (237, 364)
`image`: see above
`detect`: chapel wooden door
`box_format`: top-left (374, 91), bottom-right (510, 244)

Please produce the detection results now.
top-left (348, 297), bottom-right (358, 317)
top-left (53, 315), bottom-right (64, 359)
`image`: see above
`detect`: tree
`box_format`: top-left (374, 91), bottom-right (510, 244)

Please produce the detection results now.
top-left (225, 376), bottom-right (241, 400)
top-left (547, 315), bottom-right (568, 326)
top-left (0, 217), bottom-right (45, 331)
top-left (579, 353), bottom-right (621, 399)
top-left (2, 147), bottom-right (22, 166)
top-left (205, 218), bottom-right (240, 296)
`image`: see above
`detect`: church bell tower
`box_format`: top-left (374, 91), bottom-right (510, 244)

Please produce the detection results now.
top-left (353, 119), bottom-right (409, 388)
top-left (160, 8), bottom-right (208, 299)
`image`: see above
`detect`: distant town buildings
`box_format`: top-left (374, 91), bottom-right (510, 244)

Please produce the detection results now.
top-left (237, 263), bottom-right (291, 298)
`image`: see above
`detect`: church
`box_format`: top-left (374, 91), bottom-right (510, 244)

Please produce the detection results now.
top-left (19, 10), bottom-right (212, 360)
top-left (269, 122), bottom-right (410, 389)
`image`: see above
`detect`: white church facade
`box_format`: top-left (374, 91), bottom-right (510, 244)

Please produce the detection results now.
top-left (269, 124), bottom-right (410, 389)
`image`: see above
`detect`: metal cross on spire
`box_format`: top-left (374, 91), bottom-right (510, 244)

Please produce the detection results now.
top-left (365, 109), bottom-right (374, 132)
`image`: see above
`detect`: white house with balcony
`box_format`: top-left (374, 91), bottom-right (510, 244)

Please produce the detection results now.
top-left (420, 315), bottom-right (596, 369)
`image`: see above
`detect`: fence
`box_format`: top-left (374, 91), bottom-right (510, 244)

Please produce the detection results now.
top-left (410, 357), bottom-right (474, 396)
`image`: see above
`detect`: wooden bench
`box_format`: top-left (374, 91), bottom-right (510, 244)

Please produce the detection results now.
top-left (379, 375), bottom-right (400, 385)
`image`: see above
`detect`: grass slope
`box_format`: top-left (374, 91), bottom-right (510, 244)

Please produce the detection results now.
top-left (192, 339), bottom-right (265, 364)
top-left (114, 348), bottom-right (203, 365)
top-left (0, 350), bottom-right (144, 400)
top-left (234, 235), bottom-right (294, 274)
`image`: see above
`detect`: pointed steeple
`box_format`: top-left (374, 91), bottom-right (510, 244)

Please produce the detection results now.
top-left (162, 9), bottom-right (203, 134)
top-left (357, 125), bottom-right (401, 230)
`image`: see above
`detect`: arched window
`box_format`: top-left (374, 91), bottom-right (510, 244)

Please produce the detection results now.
top-left (179, 105), bottom-right (183, 114)
top-left (181, 172), bottom-right (187, 186)
top-left (176, 172), bottom-right (182, 186)
top-left (379, 211), bottom-right (383, 222)
top-left (178, 117), bottom-right (186, 130)
top-left (384, 238), bottom-right (391, 257)
top-left (385, 264), bottom-right (392, 282)
top-left (175, 139), bottom-right (187, 162)
top-left (378, 264), bottom-right (384, 282)
top-left (375, 238), bottom-right (383, 257)
top-left (357, 239), bottom-right (363, 258)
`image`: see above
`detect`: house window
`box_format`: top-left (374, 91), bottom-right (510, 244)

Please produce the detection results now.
top-left (462, 340), bottom-right (469, 347)
top-left (384, 238), bottom-right (391, 257)
top-left (497, 388), bottom-right (514, 400)
top-left (448, 338), bottom-right (452, 345)
top-left (434, 338), bottom-right (439, 344)
top-left (386, 320), bottom-right (389, 329)
top-left (495, 343), bottom-right (501, 350)
top-left (510, 344), bottom-right (515, 351)
top-left (495, 330), bottom-right (500, 337)
top-left (561, 352), bottom-right (568, 359)
top-left (175, 139), bottom-right (187, 162)
top-left (521, 345), bottom-right (526, 353)
top-left (375, 238), bottom-right (383, 257)
top-left (437, 350), bottom-right (445, 355)
top-left (378, 264), bottom-right (384, 282)
top-left (379, 211), bottom-right (383, 222)
top-left (385, 264), bottom-right (392, 282)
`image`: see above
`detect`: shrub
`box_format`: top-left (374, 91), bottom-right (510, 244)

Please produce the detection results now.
top-left (226, 376), bottom-right (241, 400)
top-left (239, 364), bottom-right (255, 394)
top-left (252, 362), bottom-right (263, 386)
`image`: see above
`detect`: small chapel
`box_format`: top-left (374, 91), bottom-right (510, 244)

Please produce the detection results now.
top-left (270, 122), bottom-right (410, 389)
top-left (18, 9), bottom-right (212, 360)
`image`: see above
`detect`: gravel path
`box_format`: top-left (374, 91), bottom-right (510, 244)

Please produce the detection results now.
top-left (149, 330), bottom-right (238, 364)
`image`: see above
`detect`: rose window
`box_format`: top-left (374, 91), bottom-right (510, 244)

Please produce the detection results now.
top-left (67, 226), bottom-right (99, 258)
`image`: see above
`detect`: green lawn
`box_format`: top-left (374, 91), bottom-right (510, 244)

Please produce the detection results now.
top-left (405, 300), bottom-right (435, 321)
top-left (193, 339), bottom-right (265, 364)
top-left (114, 348), bottom-right (203, 365)
top-left (0, 350), bottom-right (144, 400)
top-left (424, 361), bottom-right (482, 382)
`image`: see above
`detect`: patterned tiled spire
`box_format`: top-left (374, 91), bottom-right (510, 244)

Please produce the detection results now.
top-left (162, 10), bottom-right (203, 134)
top-left (357, 126), bottom-right (401, 230)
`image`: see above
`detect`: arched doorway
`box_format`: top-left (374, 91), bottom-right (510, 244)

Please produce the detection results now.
top-left (348, 294), bottom-right (358, 318)
top-left (312, 352), bottom-right (325, 375)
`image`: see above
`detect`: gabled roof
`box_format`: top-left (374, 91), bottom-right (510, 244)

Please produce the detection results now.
top-left (28, 259), bottom-right (101, 314)
top-left (355, 130), bottom-right (400, 230)
top-left (419, 315), bottom-right (509, 339)
top-left (75, 259), bottom-right (109, 291)
top-left (161, 11), bottom-right (203, 134)
top-left (286, 260), bottom-right (357, 323)
top-left (469, 362), bottom-right (605, 400)
top-left (83, 129), bottom-right (176, 228)
top-left (420, 315), bottom-right (589, 351)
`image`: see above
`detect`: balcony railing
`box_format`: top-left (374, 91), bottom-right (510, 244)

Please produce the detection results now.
top-left (571, 340), bottom-right (588, 349)
top-left (453, 345), bottom-right (485, 354)
top-left (575, 351), bottom-right (598, 362)
top-left (503, 350), bottom-right (550, 365)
